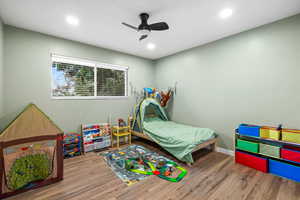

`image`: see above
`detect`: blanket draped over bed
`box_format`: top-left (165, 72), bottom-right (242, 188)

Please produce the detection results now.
top-left (143, 118), bottom-right (216, 163)
top-left (132, 98), bottom-right (216, 163)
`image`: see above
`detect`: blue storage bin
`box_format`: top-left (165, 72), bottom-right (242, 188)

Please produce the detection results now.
top-left (269, 159), bottom-right (300, 182)
top-left (238, 124), bottom-right (260, 137)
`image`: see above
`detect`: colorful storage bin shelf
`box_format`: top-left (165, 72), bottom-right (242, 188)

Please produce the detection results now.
top-left (235, 151), bottom-right (268, 173)
top-left (235, 124), bottom-right (300, 183)
top-left (236, 139), bottom-right (259, 153)
top-left (282, 129), bottom-right (300, 144)
top-left (269, 159), bottom-right (300, 182)
top-left (238, 124), bottom-right (260, 137)
top-left (260, 126), bottom-right (280, 140)
top-left (63, 133), bottom-right (82, 158)
top-left (259, 143), bottom-right (280, 158)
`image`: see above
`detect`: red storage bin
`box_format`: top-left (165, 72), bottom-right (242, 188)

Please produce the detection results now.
top-left (283, 145), bottom-right (300, 152)
top-left (235, 151), bottom-right (268, 172)
top-left (281, 148), bottom-right (300, 163)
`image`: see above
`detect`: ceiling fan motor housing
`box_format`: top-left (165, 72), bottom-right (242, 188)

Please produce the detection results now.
top-left (138, 13), bottom-right (151, 31)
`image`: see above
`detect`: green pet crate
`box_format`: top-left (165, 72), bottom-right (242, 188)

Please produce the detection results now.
top-left (236, 139), bottom-right (259, 153)
top-left (259, 143), bottom-right (280, 158)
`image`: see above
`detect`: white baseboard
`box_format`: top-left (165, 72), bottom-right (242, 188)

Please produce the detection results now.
top-left (216, 147), bottom-right (234, 156)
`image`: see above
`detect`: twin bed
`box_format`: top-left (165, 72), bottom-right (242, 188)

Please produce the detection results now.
top-left (130, 98), bottom-right (218, 165)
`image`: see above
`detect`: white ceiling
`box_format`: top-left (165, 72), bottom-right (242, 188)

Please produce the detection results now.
top-left (0, 0), bottom-right (300, 60)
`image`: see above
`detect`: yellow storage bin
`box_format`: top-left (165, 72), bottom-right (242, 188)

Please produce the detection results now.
top-left (282, 129), bottom-right (300, 144)
top-left (260, 126), bottom-right (280, 140)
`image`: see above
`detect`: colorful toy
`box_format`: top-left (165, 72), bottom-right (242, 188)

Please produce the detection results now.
top-left (160, 89), bottom-right (172, 107)
top-left (82, 123), bottom-right (111, 153)
top-left (139, 83), bottom-right (177, 106)
top-left (143, 87), bottom-right (161, 99)
top-left (63, 133), bottom-right (82, 158)
top-left (102, 145), bottom-right (186, 185)
top-left (157, 161), bottom-right (187, 182)
top-left (144, 87), bottom-right (155, 96)
top-left (124, 155), bottom-right (187, 182)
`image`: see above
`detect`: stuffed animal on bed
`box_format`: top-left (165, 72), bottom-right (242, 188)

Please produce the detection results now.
top-left (160, 89), bottom-right (172, 107)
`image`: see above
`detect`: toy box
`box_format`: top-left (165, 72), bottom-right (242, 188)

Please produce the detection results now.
top-left (238, 124), bottom-right (260, 137)
top-left (260, 126), bottom-right (280, 140)
top-left (259, 143), bottom-right (280, 158)
top-left (281, 147), bottom-right (300, 164)
top-left (282, 129), bottom-right (300, 144)
top-left (269, 159), bottom-right (300, 182)
top-left (236, 139), bottom-right (259, 153)
top-left (235, 151), bottom-right (268, 173)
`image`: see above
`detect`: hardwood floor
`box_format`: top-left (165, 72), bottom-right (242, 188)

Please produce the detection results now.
top-left (6, 140), bottom-right (300, 200)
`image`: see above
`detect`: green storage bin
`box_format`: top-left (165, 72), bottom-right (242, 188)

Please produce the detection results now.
top-left (259, 143), bottom-right (280, 158)
top-left (236, 139), bottom-right (259, 153)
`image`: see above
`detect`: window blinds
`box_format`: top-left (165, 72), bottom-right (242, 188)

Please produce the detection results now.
top-left (51, 54), bottom-right (128, 99)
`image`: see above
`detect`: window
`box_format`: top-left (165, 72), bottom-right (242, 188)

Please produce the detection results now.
top-left (51, 55), bottom-right (128, 99)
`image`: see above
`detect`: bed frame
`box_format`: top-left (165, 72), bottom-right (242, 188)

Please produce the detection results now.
top-left (131, 130), bottom-right (218, 165)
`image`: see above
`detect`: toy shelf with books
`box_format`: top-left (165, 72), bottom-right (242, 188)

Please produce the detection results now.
top-left (82, 123), bottom-right (111, 153)
top-left (235, 124), bottom-right (300, 182)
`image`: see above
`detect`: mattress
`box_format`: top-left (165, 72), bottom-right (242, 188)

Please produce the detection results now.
top-left (142, 117), bottom-right (216, 163)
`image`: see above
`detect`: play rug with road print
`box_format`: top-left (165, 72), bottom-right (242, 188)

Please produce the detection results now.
top-left (101, 145), bottom-right (187, 186)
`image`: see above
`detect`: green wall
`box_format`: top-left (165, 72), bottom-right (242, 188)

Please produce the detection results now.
top-left (3, 14), bottom-right (300, 150)
top-left (0, 18), bottom-right (3, 118)
top-left (155, 15), bottom-right (300, 150)
top-left (3, 26), bottom-right (154, 132)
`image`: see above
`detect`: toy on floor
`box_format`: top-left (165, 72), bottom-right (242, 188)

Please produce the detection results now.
top-left (124, 154), bottom-right (187, 182)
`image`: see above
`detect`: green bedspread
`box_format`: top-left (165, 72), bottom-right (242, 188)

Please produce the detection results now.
top-left (143, 117), bottom-right (216, 163)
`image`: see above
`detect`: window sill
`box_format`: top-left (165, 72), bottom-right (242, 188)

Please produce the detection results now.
top-left (51, 96), bottom-right (129, 100)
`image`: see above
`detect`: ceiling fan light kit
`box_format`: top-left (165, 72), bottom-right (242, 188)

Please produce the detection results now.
top-left (122, 13), bottom-right (169, 41)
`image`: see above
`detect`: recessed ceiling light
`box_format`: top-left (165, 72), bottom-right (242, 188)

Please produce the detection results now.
top-left (66, 15), bottom-right (79, 26)
top-left (147, 43), bottom-right (156, 50)
top-left (219, 8), bottom-right (233, 19)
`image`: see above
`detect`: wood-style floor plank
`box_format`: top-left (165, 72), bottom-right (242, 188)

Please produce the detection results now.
top-left (5, 140), bottom-right (300, 200)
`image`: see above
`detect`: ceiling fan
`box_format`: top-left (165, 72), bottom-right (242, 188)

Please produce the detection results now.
top-left (122, 13), bottom-right (169, 41)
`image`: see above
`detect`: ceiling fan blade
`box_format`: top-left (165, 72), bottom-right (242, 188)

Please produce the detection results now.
top-left (139, 35), bottom-right (148, 41)
top-left (122, 22), bottom-right (138, 31)
top-left (149, 22), bottom-right (169, 31)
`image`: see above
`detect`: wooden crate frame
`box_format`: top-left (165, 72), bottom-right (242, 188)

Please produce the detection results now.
top-left (0, 134), bottom-right (64, 199)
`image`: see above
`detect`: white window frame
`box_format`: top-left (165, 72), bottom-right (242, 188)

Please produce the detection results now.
top-left (51, 54), bottom-right (128, 100)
